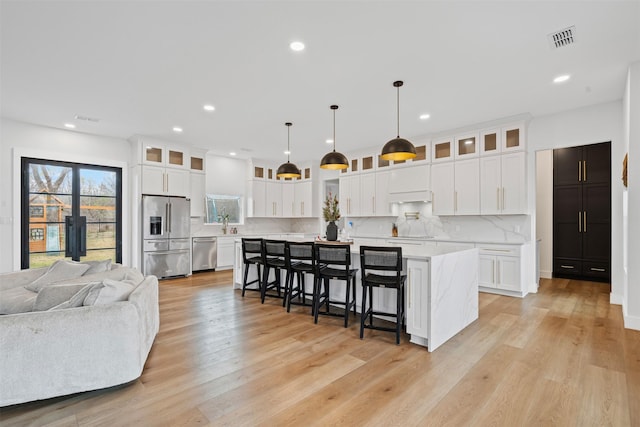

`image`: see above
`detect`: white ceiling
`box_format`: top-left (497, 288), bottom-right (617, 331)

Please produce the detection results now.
top-left (1, 1), bottom-right (639, 163)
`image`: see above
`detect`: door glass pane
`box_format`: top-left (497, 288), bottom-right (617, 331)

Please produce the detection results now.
top-left (80, 169), bottom-right (117, 261)
top-left (27, 164), bottom-right (73, 267)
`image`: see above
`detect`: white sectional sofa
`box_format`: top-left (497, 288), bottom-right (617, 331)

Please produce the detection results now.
top-left (0, 261), bottom-right (159, 406)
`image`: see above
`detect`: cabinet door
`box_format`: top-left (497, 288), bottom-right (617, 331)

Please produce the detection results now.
top-left (501, 152), bottom-right (527, 214)
top-left (266, 182), bottom-right (282, 217)
top-left (454, 133), bottom-right (479, 159)
top-left (480, 156), bottom-right (501, 215)
top-left (454, 159), bottom-right (480, 215)
top-left (217, 239), bottom-right (235, 268)
top-left (553, 146), bottom-right (582, 186)
top-left (189, 173), bottom-right (206, 217)
top-left (431, 163), bottom-right (454, 215)
top-left (295, 181), bottom-right (313, 217)
top-left (282, 183), bottom-right (295, 217)
top-left (360, 173), bottom-right (376, 216)
top-left (250, 180), bottom-right (267, 217)
top-left (432, 137), bottom-right (453, 162)
top-left (166, 147), bottom-right (188, 169)
top-left (582, 183), bottom-right (610, 262)
top-left (141, 165), bottom-right (166, 195)
top-left (497, 256), bottom-right (520, 291)
top-left (553, 185), bottom-right (582, 259)
top-left (480, 128), bottom-right (501, 155)
top-left (478, 255), bottom-right (496, 288)
top-left (375, 171), bottom-right (391, 216)
top-left (339, 176), bottom-right (360, 216)
top-left (501, 123), bottom-right (525, 152)
top-left (583, 142), bottom-right (611, 185)
top-left (143, 145), bottom-right (165, 166)
top-left (406, 259), bottom-right (430, 340)
top-left (165, 169), bottom-right (189, 197)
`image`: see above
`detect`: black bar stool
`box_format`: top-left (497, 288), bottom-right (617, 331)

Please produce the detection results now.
top-left (313, 243), bottom-right (358, 328)
top-left (261, 239), bottom-right (287, 304)
top-left (241, 238), bottom-right (263, 297)
top-left (284, 241), bottom-right (316, 313)
top-left (359, 246), bottom-right (406, 345)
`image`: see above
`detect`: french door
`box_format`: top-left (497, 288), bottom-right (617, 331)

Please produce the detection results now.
top-left (21, 158), bottom-right (122, 269)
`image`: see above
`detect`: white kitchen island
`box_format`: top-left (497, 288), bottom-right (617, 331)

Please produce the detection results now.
top-left (233, 239), bottom-right (478, 352)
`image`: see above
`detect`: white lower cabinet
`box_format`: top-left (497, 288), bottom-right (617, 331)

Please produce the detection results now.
top-left (216, 237), bottom-right (235, 270)
top-left (405, 259), bottom-right (430, 344)
top-left (477, 244), bottom-right (523, 295)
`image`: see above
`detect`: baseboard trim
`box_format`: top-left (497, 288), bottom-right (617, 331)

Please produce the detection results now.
top-left (610, 293), bottom-right (623, 305)
top-left (624, 313), bottom-right (640, 331)
top-left (540, 270), bottom-right (552, 279)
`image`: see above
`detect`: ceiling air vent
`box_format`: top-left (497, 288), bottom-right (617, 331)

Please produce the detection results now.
top-left (74, 114), bottom-right (100, 123)
top-left (548, 26), bottom-right (576, 49)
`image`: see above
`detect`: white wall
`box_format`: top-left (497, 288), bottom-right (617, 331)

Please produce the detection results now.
top-left (527, 100), bottom-right (625, 305)
top-left (625, 61), bottom-right (640, 329)
top-left (535, 150), bottom-right (553, 279)
top-left (206, 154), bottom-right (247, 196)
top-left (0, 118), bottom-right (132, 272)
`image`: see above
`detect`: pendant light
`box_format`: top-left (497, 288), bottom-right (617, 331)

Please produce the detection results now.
top-left (276, 122), bottom-right (301, 178)
top-left (381, 80), bottom-right (416, 161)
top-left (320, 105), bottom-right (349, 170)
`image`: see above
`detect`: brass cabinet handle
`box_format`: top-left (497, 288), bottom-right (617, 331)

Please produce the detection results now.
top-left (578, 161), bottom-right (582, 182)
top-left (579, 211), bottom-right (582, 233)
top-left (583, 211), bottom-right (587, 233)
top-left (502, 187), bottom-right (505, 211)
top-left (454, 191), bottom-right (458, 212)
top-left (497, 188), bottom-right (500, 210)
top-left (583, 160), bottom-right (587, 182)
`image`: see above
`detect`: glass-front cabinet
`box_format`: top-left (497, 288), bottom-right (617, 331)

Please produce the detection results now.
top-left (431, 136), bottom-right (454, 162)
top-left (455, 132), bottom-right (479, 159)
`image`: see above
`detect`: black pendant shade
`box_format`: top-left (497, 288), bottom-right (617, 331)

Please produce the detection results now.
top-left (380, 81), bottom-right (416, 161)
top-left (276, 122), bottom-right (301, 178)
top-left (320, 105), bottom-right (349, 170)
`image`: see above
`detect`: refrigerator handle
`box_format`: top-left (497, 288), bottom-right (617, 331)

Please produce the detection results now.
top-left (168, 202), bottom-right (172, 233)
top-left (165, 203), bottom-right (169, 233)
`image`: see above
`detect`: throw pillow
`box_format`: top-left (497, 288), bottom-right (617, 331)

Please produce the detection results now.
top-left (0, 286), bottom-right (37, 314)
top-left (83, 278), bottom-right (135, 306)
top-left (47, 282), bottom-right (102, 311)
top-left (32, 283), bottom-right (88, 311)
top-left (82, 259), bottom-right (112, 275)
top-left (25, 260), bottom-right (90, 292)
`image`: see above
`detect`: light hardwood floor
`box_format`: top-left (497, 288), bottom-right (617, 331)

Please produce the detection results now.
top-left (2, 271), bottom-right (639, 426)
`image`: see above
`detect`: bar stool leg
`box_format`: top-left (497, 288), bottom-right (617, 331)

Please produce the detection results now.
top-left (396, 286), bottom-right (402, 345)
top-left (242, 264), bottom-right (249, 297)
top-left (360, 283), bottom-right (368, 339)
top-left (344, 279), bottom-right (351, 328)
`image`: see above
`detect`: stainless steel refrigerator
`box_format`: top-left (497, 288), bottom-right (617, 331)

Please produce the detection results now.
top-left (142, 195), bottom-right (191, 279)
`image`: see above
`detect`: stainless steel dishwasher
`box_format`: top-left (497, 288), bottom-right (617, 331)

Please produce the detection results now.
top-left (192, 237), bottom-right (217, 271)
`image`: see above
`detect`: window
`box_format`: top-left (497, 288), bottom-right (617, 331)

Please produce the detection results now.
top-left (205, 195), bottom-right (242, 224)
top-left (30, 228), bottom-right (44, 241)
top-left (30, 206), bottom-right (44, 218)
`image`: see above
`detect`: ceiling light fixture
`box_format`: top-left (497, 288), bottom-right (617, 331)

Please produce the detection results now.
top-left (290, 41), bottom-right (305, 51)
top-left (64, 123), bottom-right (76, 129)
top-left (326, 139), bottom-right (334, 144)
top-left (203, 104), bottom-right (215, 111)
top-left (276, 122), bottom-right (301, 178)
top-left (553, 74), bottom-right (571, 83)
top-left (381, 81), bottom-right (416, 161)
top-left (419, 113), bottom-right (431, 120)
top-left (173, 127), bottom-right (183, 133)
top-left (229, 152), bottom-right (237, 156)
top-left (320, 105), bottom-right (349, 170)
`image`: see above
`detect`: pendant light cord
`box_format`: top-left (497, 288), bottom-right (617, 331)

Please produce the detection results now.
top-left (333, 108), bottom-right (337, 153)
top-left (287, 125), bottom-right (291, 162)
top-left (396, 84), bottom-right (400, 138)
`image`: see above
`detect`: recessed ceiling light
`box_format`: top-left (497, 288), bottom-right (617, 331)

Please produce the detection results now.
top-left (229, 152), bottom-right (237, 156)
top-left (326, 139), bottom-right (334, 144)
top-left (64, 123), bottom-right (76, 129)
top-left (290, 41), bottom-right (305, 51)
top-left (419, 113), bottom-right (431, 120)
top-left (553, 74), bottom-right (571, 83)
top-left (203, 104), bottom-right (215, 112)
top-left (284, 150), bottom-right (291, 155)
top-left (172, 127), bottom-right (183, 133)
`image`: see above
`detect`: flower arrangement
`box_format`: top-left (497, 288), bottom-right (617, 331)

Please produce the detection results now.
top-left (218, 209), bottom-right (230, 233)
top-left (323, 192), bottom-right (340, 222)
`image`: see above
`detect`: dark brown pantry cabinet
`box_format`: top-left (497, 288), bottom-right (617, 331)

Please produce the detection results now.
top-left (553, 142), bottom-right (611, 281)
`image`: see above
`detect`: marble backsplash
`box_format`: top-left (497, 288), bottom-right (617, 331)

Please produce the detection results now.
top-left (343, 202), bottom-right (531, 243)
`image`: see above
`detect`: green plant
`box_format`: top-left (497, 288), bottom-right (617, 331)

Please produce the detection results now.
top-left (323, 192), bottom-right (341, 222)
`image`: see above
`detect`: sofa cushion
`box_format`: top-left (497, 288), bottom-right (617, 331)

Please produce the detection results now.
top-left (25, 261), bottom-right (90, 292)
top-left (32, 283), bottom-right (89, 312)
top-left (83, 278), bottom-right (136, 306)
top-left (82, 260), bottom-right (112, 275)
top-left (0, 286), bottom-right (37, 314)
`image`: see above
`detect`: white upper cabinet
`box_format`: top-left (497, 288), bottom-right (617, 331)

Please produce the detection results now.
top-left (359, 173), bottom-right (377, 216)
top-left (282, 182), bottom-right (295, 217)
top-left (388, 164), bottom-right (431, 203)
top-left (480, 152), bottom-right (527, 214)
top-left (265, 181), bottom-right (282, 217)
top-left (454, 159), bottom-right (480, 215)
top-left (294, 180), bottom-right (313, 217)
top-left (339, 175), bottom-right (361, 216)
top-left (189, 172), bottom-right (206, 217)
top-left (142, 143), bottom-right (189, 169)
top-left (431, 162), bottom-right (455, 216)
top-left (454, 132), bottom-right (479, 159)
top-left (248, 180), bottom-right (266, 217)
top-left (431, 136), bottom-right (454, 163)
top-left (141, 165), bottom-right (189, 197)
top-left (375, 171), bottom-right (392, 216)
top-left (480, 122), bottom-right (525, 155)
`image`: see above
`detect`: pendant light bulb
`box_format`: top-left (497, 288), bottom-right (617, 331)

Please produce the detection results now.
top-left (381, 80), bottom-right (416, 161)
top-left (320, 105), bottom-right (349, 170)
top-left (276, 122), bottom-right (301, 178)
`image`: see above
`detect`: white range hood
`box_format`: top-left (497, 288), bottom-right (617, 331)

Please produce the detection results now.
top-left (388, 164), bottom-right (432, 203)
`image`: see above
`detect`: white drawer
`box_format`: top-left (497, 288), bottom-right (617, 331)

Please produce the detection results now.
top-left (476, 243), bottom-right (521, 257)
